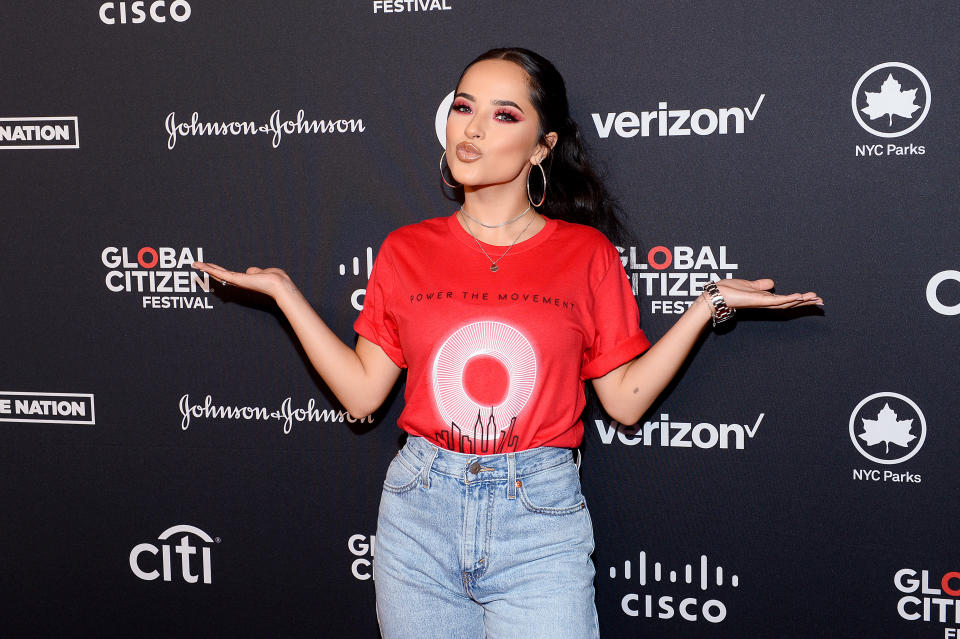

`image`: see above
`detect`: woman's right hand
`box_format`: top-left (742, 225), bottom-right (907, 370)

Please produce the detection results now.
top-left (192, 261), bottom-right (297, 301)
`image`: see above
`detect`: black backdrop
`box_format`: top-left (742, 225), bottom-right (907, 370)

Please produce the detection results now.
top-left (2, 2), bottom-right (958, 637)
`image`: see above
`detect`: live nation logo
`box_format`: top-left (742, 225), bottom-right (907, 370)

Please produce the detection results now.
top-left (0, 391), bottom-right (95, 425)
top-left (850, 392), bottom-right (926, 484)
top-left (852, 62), bottom-right (930, 158)
top-left (0, 117), bottom-right (79, 149)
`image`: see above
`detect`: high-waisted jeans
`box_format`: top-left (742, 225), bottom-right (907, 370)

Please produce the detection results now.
top-left (374, 436), bottom-right (599, 638)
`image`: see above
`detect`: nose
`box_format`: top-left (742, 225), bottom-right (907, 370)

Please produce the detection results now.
top-left (463, 111), bottom-right (484, 139)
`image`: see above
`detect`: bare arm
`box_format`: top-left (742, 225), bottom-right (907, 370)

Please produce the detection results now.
top-left (593, 278), bottom-right (821, 425)
top-left (194, 262), bottom-right (401, 418)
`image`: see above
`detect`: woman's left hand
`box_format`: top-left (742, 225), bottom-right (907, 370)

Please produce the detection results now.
top-left (712, 278), bottom-right (822, 310)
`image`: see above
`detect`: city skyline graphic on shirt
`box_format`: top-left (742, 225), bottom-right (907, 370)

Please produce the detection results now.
top-left (432, 321), bottom-right (536, 453)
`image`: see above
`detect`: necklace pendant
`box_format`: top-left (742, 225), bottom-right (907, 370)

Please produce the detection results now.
top-left (490, 264), bottom-right (499, 272)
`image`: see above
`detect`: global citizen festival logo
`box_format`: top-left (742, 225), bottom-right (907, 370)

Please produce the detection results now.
top-left (609, 549), bottom-right (739, 624)
top-left (852, 62), bottom-right (930, 157)
top-left (102, 246), bottom-right (212, 309)
top-left (850, 392), bottom-right (926, 483)
top-left (894, 567), bottom-right (960, 632)
top-left (372, 0), bottom-right (452, 13)
top-left (130, 524), bottom-right (216, 584)
top-left (618, 244), bottom-right (738, 314)
top-left (0, 391), bottom-right (95, 425)
top-left (348, 534), bottom-right (375, 580)
top-left (0, 117), bottom-right (78, 150)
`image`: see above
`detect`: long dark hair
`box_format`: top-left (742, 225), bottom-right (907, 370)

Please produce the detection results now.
top-left (453, 47), bottom-right (630, 245)
top-left (455, 48), bottom-right (637, 425)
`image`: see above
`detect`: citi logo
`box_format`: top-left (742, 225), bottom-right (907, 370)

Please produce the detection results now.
top-left (99, 1), bottom-right (191, 24)
top-left (591, 95), bottom-right (764, 139)
top-left (129, 524), bottom-right (216, 584)
top-left (0, 117), bottom-right (78, 150)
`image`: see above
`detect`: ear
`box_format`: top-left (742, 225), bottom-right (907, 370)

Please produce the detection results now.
top-left (531, 132), bottom-right (558, 164)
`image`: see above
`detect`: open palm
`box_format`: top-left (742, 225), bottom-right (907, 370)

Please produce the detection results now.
top-left (715, 278), bottom-right (822, 310)
top-left (193, 261), bottom-right (294, 300)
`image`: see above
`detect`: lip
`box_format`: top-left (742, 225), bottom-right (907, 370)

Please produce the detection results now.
top-left (455, 141), bottom-right (482, 162)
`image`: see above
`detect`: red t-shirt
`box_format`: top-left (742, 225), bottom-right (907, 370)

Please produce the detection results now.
top-left (354, 214), bottom-right (650, 454)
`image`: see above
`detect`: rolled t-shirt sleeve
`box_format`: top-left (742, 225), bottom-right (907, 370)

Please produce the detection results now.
top-left (353, 239), bottom-right (407, 368)
top-left (580, 248), bottom-right (651, 380)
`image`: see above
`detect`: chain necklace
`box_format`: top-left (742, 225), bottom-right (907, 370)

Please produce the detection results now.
top-left (459, 204), bottom-right (531, 229)
top-left (459, 210), bottom-right (537, 272)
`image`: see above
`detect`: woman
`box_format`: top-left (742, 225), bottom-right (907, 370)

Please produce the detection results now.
top-left (194, 48), bottom-right (821, 638)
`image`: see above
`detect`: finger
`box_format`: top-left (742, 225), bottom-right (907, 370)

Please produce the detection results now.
top-left (749, 278), bottom-right (775, 290)
top-left (193, 262), bottom-right (243, 286)
top-left (764, 297), bottom-right (824, 309)
top-left (193, 261), bottom-right (226, 276)
top-left (746, 292), bottom-right (811, 308)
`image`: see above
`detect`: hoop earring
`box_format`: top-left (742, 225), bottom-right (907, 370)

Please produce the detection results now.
top-left (440, 151), bottom-right (459, 188)
top-left (526, 162), bottom-right (547, 207)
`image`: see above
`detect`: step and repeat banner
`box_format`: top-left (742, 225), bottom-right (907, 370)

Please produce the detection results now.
top-left (2, 2), bottom-right (957, 637)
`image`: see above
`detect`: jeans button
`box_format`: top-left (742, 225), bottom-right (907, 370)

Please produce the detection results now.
top-left (469, 461), bottom-right (481, 474)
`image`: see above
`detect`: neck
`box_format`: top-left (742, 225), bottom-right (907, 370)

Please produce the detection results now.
top-left (458, 184), bottom-right (545, 245)
top-left (461, 183), bottom-right (531, 226)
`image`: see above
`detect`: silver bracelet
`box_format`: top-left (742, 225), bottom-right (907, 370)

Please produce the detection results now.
top-left (703, 281), bottom-right (736, 327)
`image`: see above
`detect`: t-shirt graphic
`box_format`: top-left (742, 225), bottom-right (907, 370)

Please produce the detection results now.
top-left (354, 214), bottom-right (651, 454)
top-left (432, 320), bottom-right (537, 453)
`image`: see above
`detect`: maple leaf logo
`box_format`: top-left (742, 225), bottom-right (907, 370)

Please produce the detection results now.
top-left (858, 403), bottom-right (916, 454)
top-left (861, 74), bottom-right (921, 127)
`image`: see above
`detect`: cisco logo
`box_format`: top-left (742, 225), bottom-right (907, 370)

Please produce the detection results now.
top-left (611, 550), bottom-right (739, 624)
top-left (99, 1), bottom-right (191, 24)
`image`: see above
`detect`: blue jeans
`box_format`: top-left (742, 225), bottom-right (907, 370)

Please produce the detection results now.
top-left (374, 436), bottom-right (599, 639)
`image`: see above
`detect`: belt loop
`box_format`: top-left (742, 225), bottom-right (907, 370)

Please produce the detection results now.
top-left (507, 452), bottom-right (517, 500)
top-left (421, 444), bottom-right (439, 489)
top-left (573, 448), bottom-right (582, 471)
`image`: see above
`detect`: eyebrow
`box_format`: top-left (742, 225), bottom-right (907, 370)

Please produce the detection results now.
top-left (454, 92), bottom-right (525, 113)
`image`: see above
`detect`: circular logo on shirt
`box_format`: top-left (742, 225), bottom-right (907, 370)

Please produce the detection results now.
top-left (432, 321), bottom-right (537, 441)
